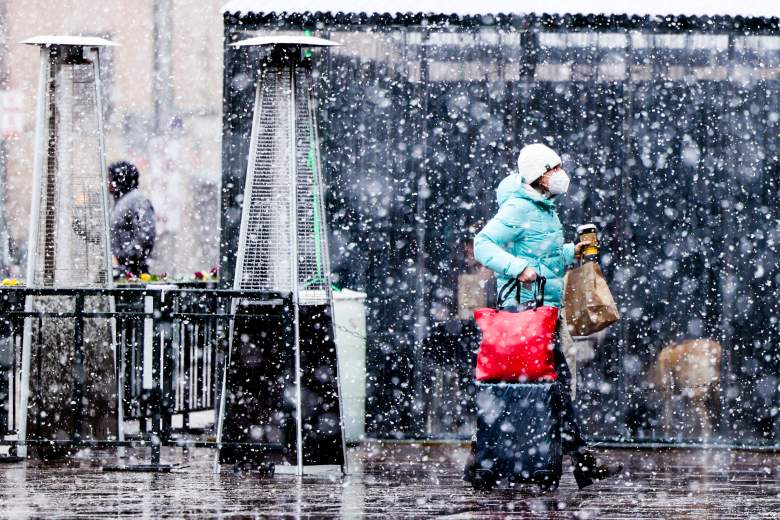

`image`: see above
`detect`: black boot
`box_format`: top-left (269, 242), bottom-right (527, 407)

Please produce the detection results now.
top-left (571, 450), bottom-right (623, 489)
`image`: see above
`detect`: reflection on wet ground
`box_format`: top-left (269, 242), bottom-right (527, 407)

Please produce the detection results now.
top-left (0, 442), bottom-right (777, 518)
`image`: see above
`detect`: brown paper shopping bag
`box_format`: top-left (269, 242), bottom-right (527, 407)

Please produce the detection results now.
top-left (564, 262), bottom-right (620, 337)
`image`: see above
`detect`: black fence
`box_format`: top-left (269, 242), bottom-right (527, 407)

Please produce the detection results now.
top-left (114, 287), bottom-right (223, 435)
top-left (0, 286), bottom-right (248, 459)
top-left (222, 12), bottom-right (780, 446)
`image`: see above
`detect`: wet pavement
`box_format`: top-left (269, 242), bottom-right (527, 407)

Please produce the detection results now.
top-left (0, 442), bottom-right (778, 518)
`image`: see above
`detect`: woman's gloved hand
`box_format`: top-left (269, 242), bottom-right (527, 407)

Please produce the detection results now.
top-left (574, 241), bottom-right (589, 259)
top-left (517, 266), bottom-right (538, 288)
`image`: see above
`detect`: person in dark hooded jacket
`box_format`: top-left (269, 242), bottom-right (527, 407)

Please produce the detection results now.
top-left (108, 161), bottom-right (156, 276)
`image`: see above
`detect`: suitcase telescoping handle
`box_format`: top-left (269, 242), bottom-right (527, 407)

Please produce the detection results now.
top-left (497, 275), bottom-right (547, 310)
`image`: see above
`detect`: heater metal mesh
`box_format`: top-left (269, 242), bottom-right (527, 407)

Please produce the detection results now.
top-left (32, 58), bottom-right (110, 288)
top-left (238, 65), bottom-right (295, 292)
top-left (294, 69), bottom-right (328, 304)
top-left (236, 62), bottom-right (329, 305)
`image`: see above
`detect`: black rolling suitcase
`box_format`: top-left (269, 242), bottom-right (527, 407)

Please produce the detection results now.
top-left (471, 382), bottom-right (563, 491)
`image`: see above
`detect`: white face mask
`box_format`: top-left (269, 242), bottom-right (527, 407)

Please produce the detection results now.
top-left (546, 169), bottom-right (570, 195)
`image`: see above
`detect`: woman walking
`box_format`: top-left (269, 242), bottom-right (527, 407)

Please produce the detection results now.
top-left (472, 142), bottom-right (622, 488)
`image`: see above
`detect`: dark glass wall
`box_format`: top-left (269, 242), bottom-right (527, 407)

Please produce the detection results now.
top-left (222, 13), bottom-right (780, 445)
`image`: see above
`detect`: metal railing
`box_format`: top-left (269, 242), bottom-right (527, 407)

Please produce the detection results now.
top-left (113, 286), bottom-right (226, 438)
top-left (0, 286), bottom-right (278, 465)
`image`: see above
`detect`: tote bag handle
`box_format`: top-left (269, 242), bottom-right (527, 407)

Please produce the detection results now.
top-left (497, 275), bottom-right (547, 310)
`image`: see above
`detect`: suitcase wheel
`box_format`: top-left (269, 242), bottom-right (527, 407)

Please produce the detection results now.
top-left (472, 469), bottom-right (496, 491)
top-left (463, 460), bottom-right (476, 482)
top-left (534, 470), bottom-right (560, 492)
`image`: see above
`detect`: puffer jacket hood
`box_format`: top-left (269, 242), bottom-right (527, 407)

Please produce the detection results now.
top-left (495, 173), bottom-right (556, 209)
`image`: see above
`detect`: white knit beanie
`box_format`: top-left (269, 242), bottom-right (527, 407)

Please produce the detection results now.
top-left (517, 143), bottom-right (562, 184)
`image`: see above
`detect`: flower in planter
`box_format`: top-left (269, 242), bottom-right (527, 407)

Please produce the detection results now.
top-left (139, 273), bottom-right (152, 282)
top-left (192, 268), bottom-right (219, 282)
top-left (1, 278), bottom-right (19, 286)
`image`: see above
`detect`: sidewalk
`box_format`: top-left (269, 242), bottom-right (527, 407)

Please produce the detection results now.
top-left (0, 442), bottom-right (777, 518)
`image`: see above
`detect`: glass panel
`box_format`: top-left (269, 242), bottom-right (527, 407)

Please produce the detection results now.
top-left (223, 21), bottom-right (780, 446)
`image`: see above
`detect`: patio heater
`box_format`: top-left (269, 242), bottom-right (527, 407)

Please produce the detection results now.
top-left (17, 36), bottom-right (120, 458)
top-left (215, 36), bottom-right (346, 475)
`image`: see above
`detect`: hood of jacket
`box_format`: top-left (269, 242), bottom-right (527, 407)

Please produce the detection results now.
top-left (495, 173), bottom-right (556, 209)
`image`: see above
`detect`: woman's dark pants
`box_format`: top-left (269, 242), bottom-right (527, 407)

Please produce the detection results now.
top-left (552, 335), bottom-right (588, 454)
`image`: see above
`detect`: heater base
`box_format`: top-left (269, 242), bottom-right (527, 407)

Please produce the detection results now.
top-left (102, 463), bottom-right (183, 473)
top-left (218, 298), bottom-right (345, 469)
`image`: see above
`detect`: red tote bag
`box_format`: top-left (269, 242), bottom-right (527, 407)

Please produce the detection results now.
top-left (474, 277), bottom-right (559, 382)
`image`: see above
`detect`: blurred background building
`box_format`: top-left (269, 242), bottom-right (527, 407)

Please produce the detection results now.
top-left (0, 0), bottom-right (223, 277)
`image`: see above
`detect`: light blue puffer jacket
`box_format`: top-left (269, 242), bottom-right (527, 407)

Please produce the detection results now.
top-left (474, 174), bottom-right (575, 308)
